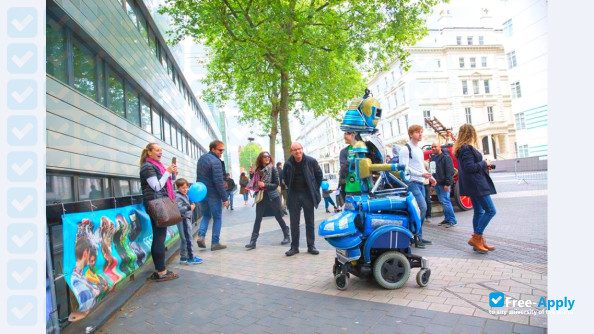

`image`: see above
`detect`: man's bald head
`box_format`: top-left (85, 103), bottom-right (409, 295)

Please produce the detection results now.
top-left (290, 142), bottom-right (304, 162)
top-left (431, 141), bottom-right (442, 154)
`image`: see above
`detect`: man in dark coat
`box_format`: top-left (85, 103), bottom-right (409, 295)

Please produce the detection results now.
top-left (430, 142), bottom-right (458, 227)
top-left (282, 142), bottom-right (323, 256)
top-left (196, 140), bottom-right (229, 251)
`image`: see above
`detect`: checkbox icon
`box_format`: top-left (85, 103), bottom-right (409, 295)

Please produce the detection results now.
top-left (8, 259), bottom-right (37, 290)
top-left (7, 44), bottom-right (37, 74)
top-left (7, 295), bottom-right (37, 326)
top-left (8, 224), bottom-right (37, 254)
top-left (489, 292), bottom-right (505, 307)
top-left (7, 80), bottom-right (37, 110)
top-left (7, 188), bottom-right (37, 218)
top-left (7, 7), bottom-right (38, 38)
top-left (7, 116), bottom-right (38, 146)
top-left (8, 152), bottom-right (37, 182)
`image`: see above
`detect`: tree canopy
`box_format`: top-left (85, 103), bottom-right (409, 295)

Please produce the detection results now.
top-left (239, 142), bottom-right (263, 171)
top-left (161, 0), bottom-right (438, 160)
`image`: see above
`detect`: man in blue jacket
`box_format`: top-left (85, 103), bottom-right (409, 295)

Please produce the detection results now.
top-left (430, 142), bottom-right (457, 227)
top-left (196, 140), bottom-right (229, 251)
top-left (283, 142), bottom-right (323, 256)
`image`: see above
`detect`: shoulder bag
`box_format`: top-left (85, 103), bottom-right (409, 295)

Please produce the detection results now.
top-left (147, 191), bottom-right (182, 227)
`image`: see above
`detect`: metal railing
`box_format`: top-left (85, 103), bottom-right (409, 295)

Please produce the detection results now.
top-left (514, 156), bottom-right (548, 184)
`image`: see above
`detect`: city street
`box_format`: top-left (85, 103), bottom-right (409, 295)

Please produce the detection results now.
top-left (100, 172), bottom-right (548, 333)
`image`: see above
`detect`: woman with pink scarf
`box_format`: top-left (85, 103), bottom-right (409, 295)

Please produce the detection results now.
top-left (139, 143), bottom-right (179, 282)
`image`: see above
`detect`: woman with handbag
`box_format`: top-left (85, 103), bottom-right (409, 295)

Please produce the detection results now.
top-left (139, 143), bottom-right (180, 281)
top-left (453, 124), bottom-right (497, 254)
top-left (244, 152), bottom-right (291, 250)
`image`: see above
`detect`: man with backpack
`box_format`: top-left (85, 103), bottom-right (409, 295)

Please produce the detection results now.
top-left (398, 125), bottom-right (436, 249)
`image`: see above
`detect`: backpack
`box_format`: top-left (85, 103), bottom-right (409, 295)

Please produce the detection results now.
top-left (404, 143), bottom-right (413, 160)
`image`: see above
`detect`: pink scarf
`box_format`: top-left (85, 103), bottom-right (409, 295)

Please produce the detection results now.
top-left (146, 157), bottom-right (175, 199)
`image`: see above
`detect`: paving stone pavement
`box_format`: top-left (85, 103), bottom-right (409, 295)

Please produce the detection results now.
top-left (100, 172), bottom-right (548, 333)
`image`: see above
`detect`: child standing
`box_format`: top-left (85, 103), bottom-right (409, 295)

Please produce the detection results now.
top-left (334, 188), bottom-right (344, 212)
top-left (175, 178), bottom-right (203, 265)
top-left (322, 187), bottom-right (338, 213)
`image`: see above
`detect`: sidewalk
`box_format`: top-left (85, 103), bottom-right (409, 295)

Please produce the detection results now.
top-left (100, 175), bottom-right (548, 333)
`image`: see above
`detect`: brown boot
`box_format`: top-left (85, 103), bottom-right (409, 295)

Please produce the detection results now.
top-left (468, 234), bottom-right (488, 254)
top-left (481, 236), bottom-right (495, 251)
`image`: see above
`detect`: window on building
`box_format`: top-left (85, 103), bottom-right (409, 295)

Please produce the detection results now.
top-left (436, 59), bottom-right (441, 68)
top-left (405, 114), bottom-right (409, 129)
top-left (140, 97), bottom-right (151, 133)
top-left (152, 108), bottom-right (162, 140)
top-left (125, 0), bottom-right (138, 27)
top-left (423, 110), bottom-right (431, 128)
top-left (148, 28), bottom-right (157, 56)
top-left (160, 46), bottom-right (167, 69)
top-left (97, 58), bottom-right (106, 105)
top-left (484, 80), bottom-right (490, 94)
top-left (126, 85), bottom-right (140, 126)
top-left (503, 19), bottom-right (513, 37)
top-left (515, 112), bottom-right (526, 130)
top-left (114, 179), bottom-right (131, 197)
top-left (393, 93), bottom-right (398, 107)
top-left (456, 36), bottom-right (462, 45)
top-left (46, 174), bottom-right (74, 204)
top-left (46, 17), bottom-right (68, 83)
top-left (72, 37), bottom-right (97, 100)
top-left (470, 57), bottom-right (476, 68)
top-left (465, 107), bottom-right (472, 124)
top-left (137, 14), bottom-right (148, 42)
top-left (401, 88), bottom-right (406, 104)
top-left (518, 144), bottom-right (529, 158)
top-left (507, 50), bottom-right (517, 68)
top-left (130, 179), bottom-right (142, 195)
top-left (467, 36), bottom-right (473, 45)
top-left (473, 80), bottom-right (479, 94)
top-left (107, 67), bottom-right (125, 118)
top-left (511, 81), bottom-right (522, 99)
top-left (390, 120), bottom-right (396, 136)
top-left (163, 118), bottom-right (171, 145)
top-left (462, 80), bottom-right (468, 95)
top-left (479, 36), bottom-right (484, 45)
top-left (481, 57), bottom-right (487, 67)
top-left (397, 119), bottom-right (401, 134)
top-left (459, 57), bottom-right (465, 68)
top-left (79, 176), bottom-right (109, 201)
top-left (487, 106), bottom-right (494, 122)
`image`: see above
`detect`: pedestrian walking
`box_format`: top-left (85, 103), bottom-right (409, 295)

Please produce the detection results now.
top-left (453, 124), bottom-right (497, 254)
top-left (239, 172), bottom-right (250, 205)
top-left (196, 140), bottom-right (229, 251)
top-left (430, 142), bottom-right (458, 228)
top-left (174, 178), bottom-right (203, 265)
top-left (322, 183), bottom-right (338, 213)
top-left (398, 125), bottom-right (436, 249)
top-left (139, 143), bottom-right (179, 281)
top-left (283, 142), bottom-right (323, 256)
top-left (224, 173), bottom-right (236, 210)
top-left (244, 152), bottom-right (291, 250)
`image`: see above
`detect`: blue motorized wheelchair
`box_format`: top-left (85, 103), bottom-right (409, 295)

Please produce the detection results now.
top-left (318, 91), bottom-right (431, 290)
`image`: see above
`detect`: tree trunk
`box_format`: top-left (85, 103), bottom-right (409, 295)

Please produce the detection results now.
top-left (269, 102), bottom-right (279, 161)
top-left (279, 70), bottom-right (292, 162)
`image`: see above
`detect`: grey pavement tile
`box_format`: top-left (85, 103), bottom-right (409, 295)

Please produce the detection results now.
top-left (290, 325), bottom-right (318, 334)
top-left (423, 324), bottom-right (454, 334)
top-left (387, 306), bottom-right (415, 318)
top-left (414, 309), bottom-right (438, 319)
top-left (431, 313), bottom-right (461, 327)
top-left (313, 324), bottom-right (347, 334)
top-left (369, 324), bottom-right (401, 334)
top-left (513, 323), bottom-right (546, 334)
top-left (240, 323), bottom-right (270, 334)
top-left (406, 315), bottom-right (434, 326)
top-left (452, 324), bottom-right (483, 334)
top-left (457, 315), bottom-right (486, 327)
top-left (394, 323), bottom-right (426, 334)
top-left (484, 319), bottom-right (514, 334)
top-left (220, 323), bottom-right (246, 333)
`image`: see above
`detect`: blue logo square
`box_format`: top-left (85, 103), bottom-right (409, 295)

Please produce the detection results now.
top-left (7, 295), bottom-right (37, 326)
top-left (7, 7), bottom-right (38, 38)
top-left (489, 292), bottom-right (505, 307)
top-left (7, 259), bottom-right (37, 290)
top-left (7, 188), bottom-right (37, 218)
top-left (7, 116), bottom-right (38, 146)
top-left (7, 80), bottom-right (37, 110)
top-left (7, 152), bottom-right (37, 182)
top-left (7, 224), bottom-right (37, 254)
top-left (7, 44), bottom-right (37, 74)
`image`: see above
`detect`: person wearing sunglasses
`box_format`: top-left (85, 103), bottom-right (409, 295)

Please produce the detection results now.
top-left (196, 140), bottom-right (229, 251)
top-left (245, 152), bottom-right (291, 249)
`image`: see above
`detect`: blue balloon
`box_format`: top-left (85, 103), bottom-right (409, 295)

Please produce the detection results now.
top-left (321, 181), bottom-right (330, 190)
top-left (188, 182), bottom-right (207, 203)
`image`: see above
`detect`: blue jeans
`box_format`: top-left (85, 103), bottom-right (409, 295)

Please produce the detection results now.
top-left (470, 195), bottom-right (496, 235)
top-left (434, 185), bottom-right (457, 223)
top-left (324, 197), bottom-right (336, 209)
top-left (176, 217), bottom-right (194, 258)
top-left (226, 191), bottom-right (234, 209)
top-left (199, 197), bottom-right (223, 244)
top-left (243, 192), bottom-right (249, 202)
top-left (407, 182), bottom-right (427, 238)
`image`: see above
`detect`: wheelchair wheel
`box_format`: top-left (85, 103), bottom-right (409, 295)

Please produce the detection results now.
top-left (373, 251), bottom-right (411, 289)
top-left (335, 273), bottom-right (349, 290)
top-left (416, 269), bottom-right (431, 287)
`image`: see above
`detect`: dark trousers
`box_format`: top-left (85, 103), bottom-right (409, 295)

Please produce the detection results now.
top-left (252, 192), bottom-right (288, 234)
top-left (424, 184), bottom-right (432, 218)
top-left (288, 190), bottom-right (315, 249)
top-left (150, 220), bottom-right (167, 272)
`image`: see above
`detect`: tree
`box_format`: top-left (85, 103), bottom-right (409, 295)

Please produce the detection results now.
top-left (239, 142), bottom-right (263, 171)
top-left (161, 0), bottom-right (438, 161)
